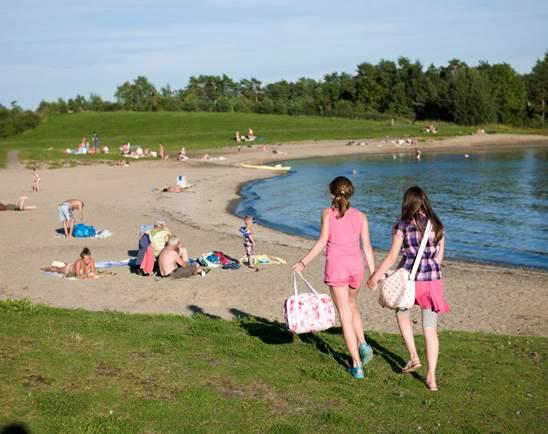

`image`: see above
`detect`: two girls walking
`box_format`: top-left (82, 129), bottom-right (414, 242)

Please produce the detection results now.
top-left (293, 177), bottom-right (450, 390)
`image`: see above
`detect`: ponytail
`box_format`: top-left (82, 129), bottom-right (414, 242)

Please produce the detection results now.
top-left (329, 176), bottom-right (354, 219)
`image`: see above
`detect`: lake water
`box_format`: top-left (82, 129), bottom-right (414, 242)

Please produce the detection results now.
top-left (235, 147), bottom-right (548, 270)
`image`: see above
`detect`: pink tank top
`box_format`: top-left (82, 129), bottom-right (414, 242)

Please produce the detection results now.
top-left (326, 207), bottom-right (363, 258)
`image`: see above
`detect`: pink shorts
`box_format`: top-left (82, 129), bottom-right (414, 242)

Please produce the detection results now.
top-left (324, 257), bottom-right (364, 289)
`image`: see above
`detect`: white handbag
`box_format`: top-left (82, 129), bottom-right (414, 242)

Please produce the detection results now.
top-left (284, 272), bottom-right (336, 334)
top-left (378, 220), bottom-right (433, 309)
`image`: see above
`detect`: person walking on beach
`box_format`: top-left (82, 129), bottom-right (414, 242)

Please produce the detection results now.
top-left (240, 215), bottom-right (257, 269)
top-left (367, 186), bottom-right (450, 391)
top-left (57, 199), bottom-right (84, 239)
top-left (292, 176), bottom-right (376, 379)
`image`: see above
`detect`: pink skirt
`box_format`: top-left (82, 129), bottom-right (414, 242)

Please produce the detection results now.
top-left (415, 280), bottom-right (450, 314)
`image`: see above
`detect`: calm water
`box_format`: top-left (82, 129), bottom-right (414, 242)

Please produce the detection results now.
top-left (235, 147), bottom-right (548, 269)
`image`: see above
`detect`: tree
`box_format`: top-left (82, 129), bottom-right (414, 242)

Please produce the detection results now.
top-left (449, 66), bottom-right (496, 125)
top-left (527, 52), bottom-right (548, 125)
top-left (115, 76), bottom-right (158, 111)
top-left (479, 62), bottom-right (527, 125)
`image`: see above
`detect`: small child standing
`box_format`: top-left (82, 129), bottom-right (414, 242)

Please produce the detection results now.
top-left (240, 215), bottom-right (257, 269)
top-left (32, 168), bottom-right (40, 192)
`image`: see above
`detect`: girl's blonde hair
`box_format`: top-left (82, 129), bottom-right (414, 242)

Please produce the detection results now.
top-left (329, 176), bottom-right (354, 218)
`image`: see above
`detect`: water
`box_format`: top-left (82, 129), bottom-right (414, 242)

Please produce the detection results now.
top-left (235, 147), bottom-right (548, 269)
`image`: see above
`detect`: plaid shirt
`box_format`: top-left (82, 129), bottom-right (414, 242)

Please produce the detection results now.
top-left (393, 215), bottom-right (443, 281)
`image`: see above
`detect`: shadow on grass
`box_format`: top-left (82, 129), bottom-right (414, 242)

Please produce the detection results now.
top-left (229, 308), bottom-right (293, 345)
top-left (187, 305), bottom-right (221, 320)
top-left (0, 423), bottom-right (31, 434)
top-left (229, 308), bottom-right (350, 368)
top-left (367, 335), bottom-right (424, 381)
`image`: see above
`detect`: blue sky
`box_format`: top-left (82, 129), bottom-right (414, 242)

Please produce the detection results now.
top-left (1, 0), bottom-right (547, 109)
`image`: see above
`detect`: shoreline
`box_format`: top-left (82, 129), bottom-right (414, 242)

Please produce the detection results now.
top-left (0, 134), bottom-right (547, 336)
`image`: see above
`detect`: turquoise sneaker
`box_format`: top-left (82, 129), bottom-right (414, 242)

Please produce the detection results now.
top-left (359, 341), bottom-right (374, 366)
top-left (348, 364), bottom-right (365, 379)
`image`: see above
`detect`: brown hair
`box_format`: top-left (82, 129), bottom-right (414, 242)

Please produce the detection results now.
top-left (80, 247), bottom-right (91, 258)
top-left (401, 186), bottom-right (444, 244)
top-left (329, 176), bottom-right (354, 218)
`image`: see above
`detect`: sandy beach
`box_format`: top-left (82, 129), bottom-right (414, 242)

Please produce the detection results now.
top-left (1, 134), bottom-right (547, 336)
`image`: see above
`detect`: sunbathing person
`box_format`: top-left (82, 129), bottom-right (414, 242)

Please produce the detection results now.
top-left (0, 196), bottom-right (37, 211)
top-left (162, 185), bottom-right (186, 193)
top-left (42, 247), bottom-right (97, 279)
top-left (246, 128), bottom-right (256, 141)
top-left (158, 237), bottom-right (202, 278)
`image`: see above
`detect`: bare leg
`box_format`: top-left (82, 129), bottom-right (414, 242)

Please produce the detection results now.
top-left (348, 287), bottom-right (365, 344)
top-left (396, 310), bottom-right (420, 363)
top-left (63, 221), bottom-right (69, 238)
top-left (68, 219), bottom-right (74, 239)
top-left (424, 326), bottom-right (439, 388)
top-left (331, 286), bottom-right (361, 367)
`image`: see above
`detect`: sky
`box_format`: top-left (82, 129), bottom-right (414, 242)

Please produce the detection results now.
top-left (1, 0), bottom-right (547, 109)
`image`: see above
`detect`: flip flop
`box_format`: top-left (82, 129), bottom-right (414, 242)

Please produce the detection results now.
top-left (426, 380), bottom-right (439, 391)
top-left (401, 359), bottom-right (422, 373)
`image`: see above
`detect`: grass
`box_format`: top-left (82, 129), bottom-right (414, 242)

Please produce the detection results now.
top-left (1, 111), bottom-right (546, 167)
top-left (0, 299), bottom-right (546, 433)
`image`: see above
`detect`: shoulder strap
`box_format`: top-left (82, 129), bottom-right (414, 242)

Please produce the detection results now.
top-left (410, 220), bottom-right (433, 281)
top-left (293, 271), bottom-right (319, 297)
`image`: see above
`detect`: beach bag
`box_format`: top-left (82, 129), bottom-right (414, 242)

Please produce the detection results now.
top-left (284, 272), bottom-right (336, 334)
top-left (73, 223), bottom-right (96, 238)
top-left (379, 220), bottom-right (432, 309)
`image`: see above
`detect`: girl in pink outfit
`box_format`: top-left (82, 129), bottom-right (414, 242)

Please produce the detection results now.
top-left (368, 186), bottom-right (449, 391)
top-left (293, 176), bottom-right (375, 379)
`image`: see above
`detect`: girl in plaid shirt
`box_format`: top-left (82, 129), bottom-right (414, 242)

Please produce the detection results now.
top-left (368, 186), bottom-right (450, 391)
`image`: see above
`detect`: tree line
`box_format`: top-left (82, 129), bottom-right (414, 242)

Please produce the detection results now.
top-left (26, 52), bottom-right (548, 128)
top-left (0, 102), bottom-right (41, 138)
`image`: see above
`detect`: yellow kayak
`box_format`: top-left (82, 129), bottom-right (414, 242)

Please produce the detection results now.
top-left (240, 163), bottom-right (291, 171)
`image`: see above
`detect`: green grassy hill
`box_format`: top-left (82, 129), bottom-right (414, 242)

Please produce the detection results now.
top-left (2, 111), bottom-right (546, 167)
top-left (0, 300), bottom-right (546, 433)
top-left (3, 111), bottom-right (542, 166)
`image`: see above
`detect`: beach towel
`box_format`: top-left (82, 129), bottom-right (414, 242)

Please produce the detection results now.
top-left (239, 254), bottom-right (287, 265)
top-left (95, 259), bottom-right (130, 269)
top-left (42, 270), bottom-right (116, 279)
top-left (73, 224), bottom-right (96, 238)
top-left (140, 245), bottom-right (155, 275)
top-left (55, 227), bottom-right (112, 239)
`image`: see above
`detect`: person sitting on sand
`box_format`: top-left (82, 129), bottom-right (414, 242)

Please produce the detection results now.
top-left (246, 128), bottom-right (256, 141)
top-left (158, 237), bottom-right (203, 278)
top-left (42, 247), bottom-right (97, 279)
top-left (57, 199), bottom-right (84, 239)
top-left (177, 147), bottom-right (188, 161)
top-left (200, 153), bottom-right (211, 160)
top-left (144, 147), bottom-right (151, 157)
top-left (149, 220), bottom-right (172, 257)
top-left (32, 168), bottom-right (40, 192)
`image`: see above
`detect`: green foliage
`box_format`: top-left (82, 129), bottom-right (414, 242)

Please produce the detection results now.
top-left (527, 51), bottom-right (548, 125)
top-left (26, 54), bottom-right (548, 130)
top-left (0, 300), bottom-right (546, 433)
top-left (0, 102), bottom-right (41, 138)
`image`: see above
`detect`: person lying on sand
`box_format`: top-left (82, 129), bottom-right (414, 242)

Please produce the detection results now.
top-left (161, 185), bottom-right (187, 193)
top-left (158, 237), bottom-right (204, 278)
top-left (41, 247), bottom-right (98, 279)
top-left (0, 196), bottom-right (37, 211)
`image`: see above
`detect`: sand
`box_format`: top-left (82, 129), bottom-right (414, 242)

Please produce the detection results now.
top-left (0, 134), bottom-right (547, 336)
